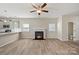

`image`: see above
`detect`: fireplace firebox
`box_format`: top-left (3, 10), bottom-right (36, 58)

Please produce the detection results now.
top-left (34, 31), bottom-right (44, 40)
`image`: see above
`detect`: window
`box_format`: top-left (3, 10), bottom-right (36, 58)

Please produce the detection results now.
top-left (49, 24), bottom-right (55, 32)
top-left (22, 24), bottom-right (29, 32)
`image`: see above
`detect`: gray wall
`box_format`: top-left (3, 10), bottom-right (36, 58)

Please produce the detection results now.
top-left (19, 18), bottom-right (58, 39)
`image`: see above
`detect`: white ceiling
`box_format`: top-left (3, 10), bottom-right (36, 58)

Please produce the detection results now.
top-left (0, 3), bottom-right (79, 18)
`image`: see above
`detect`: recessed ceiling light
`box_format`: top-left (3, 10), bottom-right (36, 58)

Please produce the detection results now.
top-left (4, 10), bottom-right (7, 12)
top-left (4, 20), bottom-right (7, 22)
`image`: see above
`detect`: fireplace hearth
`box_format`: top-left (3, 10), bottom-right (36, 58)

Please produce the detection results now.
top-left (34, 31), bottom-right (45, 40)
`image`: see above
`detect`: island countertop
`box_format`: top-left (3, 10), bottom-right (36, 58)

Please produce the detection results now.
top-left (0, 28), bottom-right (21, 37)
top-left (0, 32), bottom-right (20, 37)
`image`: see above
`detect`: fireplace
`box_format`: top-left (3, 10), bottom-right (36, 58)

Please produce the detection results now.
top-left (33, 28), bottom-right (46, 40)
top-left (34, 31), bottom-right (44, 40)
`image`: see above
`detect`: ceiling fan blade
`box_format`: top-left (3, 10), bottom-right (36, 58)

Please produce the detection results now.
top-left (32, 4), bottom-right (38, 9)
top-left (30, 10), bottom-right (36, 13)
top-left (41, 3), bottom-right (47, 8)
top-left (42, 10), bottom-right (48, 13)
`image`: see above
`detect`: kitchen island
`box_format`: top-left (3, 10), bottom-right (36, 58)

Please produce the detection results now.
top-left (0, 32), bottom-right (19, 47)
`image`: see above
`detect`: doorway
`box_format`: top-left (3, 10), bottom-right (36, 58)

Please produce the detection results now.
top-left (68, 22), bottom-right (73, 41)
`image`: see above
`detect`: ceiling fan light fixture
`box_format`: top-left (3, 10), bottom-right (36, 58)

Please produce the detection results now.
top-left (30, 3), bottom-right (48, 15)
top-left (37, 10), bottom-right (41, 13)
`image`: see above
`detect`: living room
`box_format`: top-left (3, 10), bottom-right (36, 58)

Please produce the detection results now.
top-left (0, 3), bottom-right (79, 55)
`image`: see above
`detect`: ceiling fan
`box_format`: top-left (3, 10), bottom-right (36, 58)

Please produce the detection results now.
top-left (30, 3), bottom-right (48, 15)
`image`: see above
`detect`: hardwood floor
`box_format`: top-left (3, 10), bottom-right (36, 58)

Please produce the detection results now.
top-left (0, 39), bottom-right (79, 55)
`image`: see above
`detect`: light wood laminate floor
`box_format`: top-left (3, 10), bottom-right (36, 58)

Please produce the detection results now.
top-left (0, 39), bottom-right (79, 55)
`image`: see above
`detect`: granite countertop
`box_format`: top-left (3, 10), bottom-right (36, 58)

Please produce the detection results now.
top-left (0, 28), bottom-right (21, 37)
top-left (0, 32), bottom-right (19, 37)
